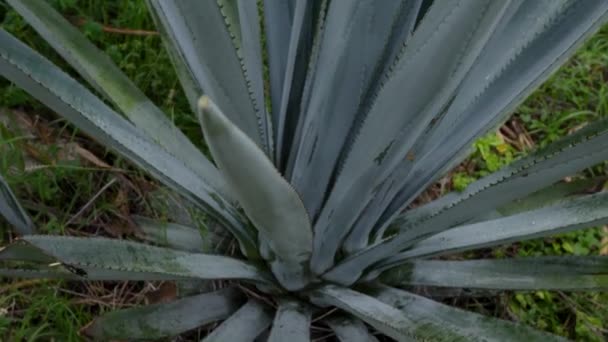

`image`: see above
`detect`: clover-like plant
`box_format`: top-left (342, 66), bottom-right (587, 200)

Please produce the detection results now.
top-left (1, 0), bottom-right (608, 340)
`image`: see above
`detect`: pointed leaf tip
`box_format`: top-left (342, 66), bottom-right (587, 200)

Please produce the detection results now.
top-left (198, 95), bottom-right (211, 112)
top-left (197, 96), bottom-right (231, 141)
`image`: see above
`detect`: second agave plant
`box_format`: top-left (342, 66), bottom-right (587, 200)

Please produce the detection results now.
top-left (1, 0), bottom-right (608, 340)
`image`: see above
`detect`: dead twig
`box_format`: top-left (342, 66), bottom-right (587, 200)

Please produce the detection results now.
top-left (65, 177), bottom-right (118, 226)
top-left (70, 17), bottom-right (159, 36)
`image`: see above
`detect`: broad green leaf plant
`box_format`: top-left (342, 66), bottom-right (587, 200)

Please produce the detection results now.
top-left (1, 0), bottom-right (608, 340)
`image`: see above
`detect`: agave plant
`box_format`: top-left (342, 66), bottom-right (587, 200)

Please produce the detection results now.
top-left (1, 0), bottom-right (608, 340)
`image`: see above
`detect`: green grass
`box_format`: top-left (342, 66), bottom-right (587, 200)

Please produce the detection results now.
top-left (0, 282), bottom-right (93, 341)
top-left (0, 1), bottom-right (607, 340)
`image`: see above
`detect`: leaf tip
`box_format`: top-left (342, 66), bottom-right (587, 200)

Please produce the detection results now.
top-left (197, 96), bottom-right (226, 140)
top-left (197, 95), bottom-right (211, 112)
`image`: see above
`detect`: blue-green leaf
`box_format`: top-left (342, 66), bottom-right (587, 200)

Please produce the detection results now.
top-left (310, 285), bottom-right (418, 341)
top-left (133, 215), bottom-right (218, 253)
top-left (373, 0), bottom-right (608, 238)
top-left (325, 116), bottom-right (608, 285)
top-left (368, 285), bottom-right (566, 341)
top-left (268, 299), bottom-right (311, 342)
top-left (380, 257), bottom-right (608, 290)
top-left (146, 0), bottom-right (269, 154)
top-left (7, 0), bottom-right (232, 200)
top-left (198, 97), bottom-right (312, 290)
top-left (311, 0), bottom-right (512, 275)
top-left (0, 29), bottom-right (258, 257)
top-left (275, 0), bottom-right (323, 169)
top-left (326, 316), bottom-right (379, 342)
top-left (203, 299), bottom-right (274, 342)
top-left (0, 174), bottom-right (34, 235)
top-left (21, 235), bottom-right (271, 284)
top-left (84, 287), bottom-right (243, 340)
top-left (289, 0), bottom-right (406, 218)
top-left (378, 191), bottom-right (608, 271)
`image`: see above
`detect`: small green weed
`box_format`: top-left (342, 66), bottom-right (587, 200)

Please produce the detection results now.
top-left (0, 282), bottom-right (92, 341)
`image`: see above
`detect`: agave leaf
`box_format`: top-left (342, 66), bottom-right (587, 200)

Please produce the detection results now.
top-left (368, 285), bottom-right (566, 341)
top-left (2, 239), bottom-right (189, 281)
top-left (369, 0), bottom-right (422, 88)
top-left (0, 29), bottom-right (258, 258)
top-left (380, 257), bottom-right (608, 291)
top-left (202, 299), bottom-right (274, 342)
top-left (311, 0), bottom-right (512, 274)
top-left (83, 287), bottom-right (243, 340)
top-left (0, 242), bottom-right (53, 263)
top-left (0, 265), bottom-right (81, 280)
top-left (310, 284), bottom-right (419, 341)
top-left (217, 0), bottom-right (273, 156)
top-left (373, 0), bottom-right (608, 236)
top-left (132, 215), bottom-right (217, 253)
top-left (396, 177), bottom-right (603, 231)
top-left (198, 97), bottom-right (312, 290)
top-left (0, 263), bottom-right (194, 281)
top-left (338, 0), bottom-right (508, 189)
top-left (468, 177), bottom-right (605, 223)
top-left (338, 0), bottom-right (423, 178)
top-left (378, 191), bottom-right (608, 271)
top-left (267, 299), bottom-right (311, 342)
top-left (263, 0), bottom-right (295, 133)
top-left (289, 0), bottom-right (405, 218)
top-left (395, 117), bottom-right (608, 243)
top-left (21, 235), bottom-right (271, 284)
top-left (326, 316), bottom-right (379, 342)
top-left (281, 0), bottom-right (332, 177)
top-left (0, 174), bottom-right (34, 235)
top-left (146, 0), bottom-right (269, 154)
top-left (339, 0), bottom-right (517, 253)
top-left (275, 0), bottom-right (321, 170)
top-left (143, 0), bottom-right (200, 113)
top-left (422, 0), bottom-right (590, 155)
top-left (237, 0), bottom-right (272, 154)
top-left (325, 117), bottom-right (608, 284)
top-left (6, 0), bottom-right (233, 200)
top-left (218, 0), bottom-right (242, 44)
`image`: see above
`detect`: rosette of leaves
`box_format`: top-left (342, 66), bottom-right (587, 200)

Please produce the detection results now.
top-left (1, 0), bottom-right (608, 340)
